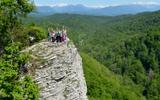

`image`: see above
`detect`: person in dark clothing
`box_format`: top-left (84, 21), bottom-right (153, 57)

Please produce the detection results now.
top-left (29, 36), bottom-right (35, 46)
top-left (56, 30), bottom-right (62, 42)
top-left (48, 28), bottom-right (52, 41)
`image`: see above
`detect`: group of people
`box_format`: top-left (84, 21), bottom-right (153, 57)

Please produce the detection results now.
top-left (48, 28), bottom-right (67, 43)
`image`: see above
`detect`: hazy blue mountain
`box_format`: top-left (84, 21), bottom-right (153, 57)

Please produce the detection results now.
top-left (33, 4), bottom-right (92, 16)
top-left (34, 4), bottom-right (160, 16)
top-left (95, 4), bottom-right (160, 16)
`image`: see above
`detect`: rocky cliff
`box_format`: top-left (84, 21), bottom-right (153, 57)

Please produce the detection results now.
top-left (24, 41), bottom-right (88, 100)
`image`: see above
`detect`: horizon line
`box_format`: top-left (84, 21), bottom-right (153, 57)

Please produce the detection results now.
top-left (35, 2), bottom-right (160, 8)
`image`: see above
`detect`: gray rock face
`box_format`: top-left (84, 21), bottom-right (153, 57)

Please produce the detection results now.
top-left (25, 41), bottom-right (88, 100)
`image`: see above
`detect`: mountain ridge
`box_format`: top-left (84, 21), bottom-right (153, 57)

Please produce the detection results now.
top-left (34, 4), bottom-right (160, 16)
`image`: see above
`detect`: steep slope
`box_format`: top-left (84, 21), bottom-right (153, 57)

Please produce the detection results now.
top-left (81, 53), bottom-right (145, 100)
top-left (24, 41), bottom-right (87, 100)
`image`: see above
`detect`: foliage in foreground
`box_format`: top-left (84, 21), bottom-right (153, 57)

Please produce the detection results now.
top-left (0, 0), bottom-right (35, 50)
top-left (0, 42), bottom-right (39, 100)
top-left (0, 1), bottom-right (40, 99)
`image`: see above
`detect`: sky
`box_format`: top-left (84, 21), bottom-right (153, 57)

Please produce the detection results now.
top-left (34, 0), bottom-right (160, 7)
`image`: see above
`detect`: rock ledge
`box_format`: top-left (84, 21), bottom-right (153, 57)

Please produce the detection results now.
top-left (25, 41), bottom-right (88, 100)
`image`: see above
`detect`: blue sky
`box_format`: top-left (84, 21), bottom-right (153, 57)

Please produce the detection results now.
top-left (34, 0), bottom-right (160, 7)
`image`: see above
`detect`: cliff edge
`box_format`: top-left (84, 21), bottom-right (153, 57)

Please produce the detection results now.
top-left (24, 41), bottom-right (88, 100)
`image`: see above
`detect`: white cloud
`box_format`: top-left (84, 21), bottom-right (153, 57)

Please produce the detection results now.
top-left (85, 5), bottom-right (108, 8)
top-left (132, 1), bottom-right (160, 5)
top-left (36, 3), bottom-right (69, 7)
top-left (86, 4), bottom-right (120, 8)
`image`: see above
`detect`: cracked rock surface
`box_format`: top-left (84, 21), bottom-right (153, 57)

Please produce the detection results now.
top-left (24, 41), bottom-right (88, 100)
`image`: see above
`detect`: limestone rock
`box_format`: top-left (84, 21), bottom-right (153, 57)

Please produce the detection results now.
top-left (24, 41), bottom-right (88, 100)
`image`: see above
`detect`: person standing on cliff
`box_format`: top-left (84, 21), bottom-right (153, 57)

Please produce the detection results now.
top-left (56, 30), bottom-right (62, 42)
top-left (62, 28), bottom-right (67, 43)
top-left (51, 28), bottom-right (56, 42)
top-left (48, 28), bottom-right (52, 41)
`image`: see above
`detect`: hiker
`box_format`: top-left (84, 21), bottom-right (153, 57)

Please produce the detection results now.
top-left (29, 36), bottom-right (35, 46)
top-left (51, 29), bottom-right (56, 42)
top-left (56, 30), bottom-right (62, 42)
top-left (48, 28), bottom-right (52, 41)
top-left (62, 29), bottom-right (67, 42)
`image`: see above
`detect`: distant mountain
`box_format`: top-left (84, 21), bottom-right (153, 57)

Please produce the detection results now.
top-left (33, 4), bottom-right (92, 16)
top-left (33, 4), bottom-right (160, 16)
top-left (95, 4), bottom-right (160, 16)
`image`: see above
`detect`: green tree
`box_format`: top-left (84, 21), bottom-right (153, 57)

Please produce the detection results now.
top-left (0, 0), bottom-right (34, 50)
top-left (0, 42), bottom-right (39, 100)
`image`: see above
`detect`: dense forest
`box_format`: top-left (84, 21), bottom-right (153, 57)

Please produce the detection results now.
top-left (1, 0), bottom-right (160, 99)
top-left (28, 11), bottom-right (160, 100)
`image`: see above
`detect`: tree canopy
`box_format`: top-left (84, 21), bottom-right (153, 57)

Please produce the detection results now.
top-left (0, 0), bottom-right (34, 50)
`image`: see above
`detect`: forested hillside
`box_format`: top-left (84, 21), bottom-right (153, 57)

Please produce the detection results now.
top-left (106, 32), bottom-right (160, 99)
top-left (81, 53), bottom-right (145, 100)
top-left (28, 11), bottom-right (160, 99)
